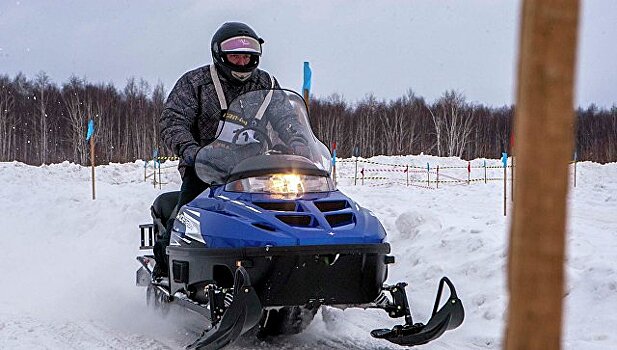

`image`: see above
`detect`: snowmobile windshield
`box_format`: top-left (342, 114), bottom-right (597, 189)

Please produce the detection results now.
top-left (195, 89), bottom-right (332, 185)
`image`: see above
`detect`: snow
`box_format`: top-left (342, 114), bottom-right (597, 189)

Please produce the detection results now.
top-left (0, 156), bottom-right (616, 349)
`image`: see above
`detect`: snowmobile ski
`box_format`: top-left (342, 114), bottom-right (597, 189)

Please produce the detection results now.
top-left (186, 267), bottom-right (262, 350)
top-left (371, 277), bottom-right (464, 347)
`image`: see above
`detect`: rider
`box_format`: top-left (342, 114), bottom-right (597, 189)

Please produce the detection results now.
top-left (153, 22), bottom-right (306, 278)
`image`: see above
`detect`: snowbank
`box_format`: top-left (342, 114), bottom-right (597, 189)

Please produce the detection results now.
top-left (0, 157), bottom-right (615, 349)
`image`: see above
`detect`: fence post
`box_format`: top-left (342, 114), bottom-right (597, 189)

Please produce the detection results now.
top-left (331, 142), bottom-right (337, 187)
top-left (361, 168), bottom-right (365, 185)
top-left (467, 161), bottom-right (471, 185)
top-left (89, 130), bottom-right (96, 200)
top-left (354, 157), bottom-right (358, 186)
top-left (158, 156), bottom-right (162, 189)
top-left (502, 153), bottom-right (508, 216)
top-left (511, 156), bottom-right (515, 201)
top-left (153, 160), bottom-right (157, 188)
top-left (437, 165), bottom-right (440, 189)
top-left (406, 165), bottom-right (409, 186)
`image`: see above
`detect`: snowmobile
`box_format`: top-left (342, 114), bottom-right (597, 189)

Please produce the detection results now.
top-left (136, 88), bottom-right (464, 349)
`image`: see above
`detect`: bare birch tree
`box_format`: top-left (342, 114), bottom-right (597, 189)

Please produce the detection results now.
top-left (34, 71), bottom-right (51, 164)
top-left (427, 90), bottom-right (475, 157)
top-left (0, 76), bottom-right (17, 160)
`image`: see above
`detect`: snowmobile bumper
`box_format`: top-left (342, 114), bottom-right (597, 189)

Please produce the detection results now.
top-left (371, 277), bottom-right (464, 347)
top-left (167, 243), bottom-right (391, 307)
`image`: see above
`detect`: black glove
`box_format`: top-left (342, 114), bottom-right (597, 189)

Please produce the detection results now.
top-left (181, 144), bottom-right (200, 167)
top-left (205, 147), bottom-right (240, 174)
top-left (289, 138), bottom-right (312, 159)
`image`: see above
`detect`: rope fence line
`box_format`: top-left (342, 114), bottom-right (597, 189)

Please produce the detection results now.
top-left (337, 157), bottom-right (579, 195)
top-left (142, 154), bottom-right (579, 194)
top-left (338, 158), bottom-right (514, 169)
top-left (143, 155), bottom-right (515, 188)
top-left (141, 153), bottom-right (579, 220)
top-left (338, 176), bottom-right (504, 183)
top-left (156, 156), bottom-right (180, 161)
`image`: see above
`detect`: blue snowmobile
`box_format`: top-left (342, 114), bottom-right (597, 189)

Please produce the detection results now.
top-left (137, 88), bottom-right (464, 349)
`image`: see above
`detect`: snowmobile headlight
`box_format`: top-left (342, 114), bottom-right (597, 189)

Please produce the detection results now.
top-left (225, 174), bottom-right (334, 196)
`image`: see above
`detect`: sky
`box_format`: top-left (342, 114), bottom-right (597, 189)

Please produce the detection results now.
top-left (0, 0), bottom-right (615, 107)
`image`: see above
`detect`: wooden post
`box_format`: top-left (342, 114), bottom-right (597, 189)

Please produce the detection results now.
top-left (303, 89), bottom-right (310, 113)
top-left (506, 1), bottom-right (579, 350)
top-left (90, 136), bottom-right (96, 200)
top-left (406, 165), bottom-right (409, 187)
top-left (503, 161), bottom-right (507, 216)
top-left (511, 156), bottom-right (515, 201)
top-left (354, 157), bottom-right (358, 186)
top-left (156, 156), bottom-right (163, 190)
top-left (436, 165), bottom-right (440, 189)
top-left (331, 142), bottom-right (337, 187)
top-left (152, 160), bottom-right (157, 188)
top-left (361, 168), bottom-right (364, 185)
top-left (467, 161), bottom-right (471, 185)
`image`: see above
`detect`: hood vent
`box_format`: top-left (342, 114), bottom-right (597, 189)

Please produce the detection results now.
top-left (325, 213), bottom-right (354, 227)
top-left (254, 201), bottom-right (297, 212)
top-left (315, 200), bottom-right (349, 212)
top-left (276, 215), bottom-right (313, 227)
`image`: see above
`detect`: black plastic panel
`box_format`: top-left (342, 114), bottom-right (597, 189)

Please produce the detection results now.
top-left (172, 260), bottom-right (189, 283)
top-left (315, 200), bottom-right (349, 212)
top-left (325, 213), bottom-right (354, 227)
top-left (167, 243), bottom-right (391, 307)
top-left (276, 214), bottom-right (313, 227)
top-left (254, 201), bottom-right (297, 211)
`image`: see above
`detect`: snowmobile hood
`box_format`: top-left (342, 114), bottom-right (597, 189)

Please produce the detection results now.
top-left (173, 187), bottom-right (387, 249)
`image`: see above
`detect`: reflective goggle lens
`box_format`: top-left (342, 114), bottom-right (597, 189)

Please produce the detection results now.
top-left (220, 36), bottom-right (262, 54)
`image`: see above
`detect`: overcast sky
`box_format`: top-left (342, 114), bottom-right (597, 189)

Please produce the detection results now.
top-left (0, 0), bottom-right (615, 107)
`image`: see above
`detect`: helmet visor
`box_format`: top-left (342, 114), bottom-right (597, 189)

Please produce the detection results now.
top-left (220, 36), bottom-right (262, 55)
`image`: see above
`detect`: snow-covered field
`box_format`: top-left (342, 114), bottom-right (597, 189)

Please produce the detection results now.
top-left (1, 155), bottom-right (616, 349)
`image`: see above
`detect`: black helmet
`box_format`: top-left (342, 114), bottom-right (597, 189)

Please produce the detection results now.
top-left (211, 22), bottom-right (264, 84)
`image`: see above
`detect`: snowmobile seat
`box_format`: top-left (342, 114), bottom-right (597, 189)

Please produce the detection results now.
top-left (151, 191), bottom-right (180, 238)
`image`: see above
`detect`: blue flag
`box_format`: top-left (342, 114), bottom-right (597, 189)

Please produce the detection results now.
top-left (502, 152), bottom-right (508, 167)
top-left (303, 62), bottom-right (311, 92)
top-left (332, 149), bottom-right (336, 166)
top-left (85, 119), bottom-right (94, 141)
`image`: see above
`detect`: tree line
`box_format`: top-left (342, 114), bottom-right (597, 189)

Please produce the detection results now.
top-left (1, 73), bottom-right (615, 165)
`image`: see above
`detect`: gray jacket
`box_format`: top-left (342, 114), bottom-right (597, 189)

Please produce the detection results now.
top-left (160, 65), bottom-right (282, 176)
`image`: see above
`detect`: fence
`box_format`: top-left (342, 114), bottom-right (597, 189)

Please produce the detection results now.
top-left (335, 157), bottom-right (579, 189)
top-left (335, 158), bottom-right (511, 187)
top-left (143, 155), bottom-right (579, 191)
top-left (143, 156), bottom-right (180, 188)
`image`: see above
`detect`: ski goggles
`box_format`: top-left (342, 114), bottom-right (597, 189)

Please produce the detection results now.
top-left (220, 36), bottom-right (262, 55)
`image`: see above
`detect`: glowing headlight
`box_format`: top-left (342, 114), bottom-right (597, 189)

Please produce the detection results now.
top-left (225, 174), bottom-right (334, 196)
